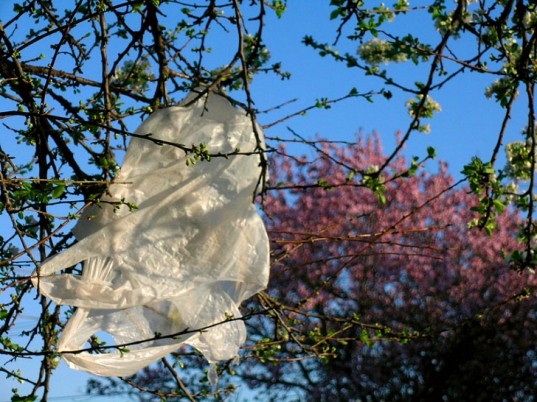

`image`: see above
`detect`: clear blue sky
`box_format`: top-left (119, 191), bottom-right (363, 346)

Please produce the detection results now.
top-left (0, 1), bottom-right (528, 400)
top-left (253, 3), bottom-right (524, 174)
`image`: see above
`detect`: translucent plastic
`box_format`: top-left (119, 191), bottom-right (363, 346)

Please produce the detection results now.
top-left (32, 92), bottom-right (269, 376)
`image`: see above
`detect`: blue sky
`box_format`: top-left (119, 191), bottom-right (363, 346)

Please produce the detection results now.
top-left (0, 1), bottom-right (530, 400)
top-left (252, 2), bottom-right (525, 174)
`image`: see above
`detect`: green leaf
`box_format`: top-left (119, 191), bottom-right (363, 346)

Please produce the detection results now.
top-left (11, 394), bottom-right (37, 402)
top-left (51, 183), bottom-right (66, 199)
top-left (493, 198), bottom-right (506, 214)
top-left (330, 8), bottom-right (343, 20)
top-left (317, 178), bottom-right (329, 187)
top-left (376, 191), bottom-right (387, 205)
top-left (118, 347), bottom-right (130, 358)
top-left (271, 0), bottom-right (286, 18)
top-left (360, 329), bottom-right (375, 347)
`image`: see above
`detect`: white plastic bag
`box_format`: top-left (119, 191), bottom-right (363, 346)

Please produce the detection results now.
top-left (32, 91), bottom-right (270, 377)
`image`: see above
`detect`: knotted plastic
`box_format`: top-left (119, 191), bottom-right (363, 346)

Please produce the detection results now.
top-left (32, 92), bottom-right (269, 377)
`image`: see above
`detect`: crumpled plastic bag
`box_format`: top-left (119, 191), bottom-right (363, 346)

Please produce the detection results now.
top-left (32, 91), bottom-right (270, 377)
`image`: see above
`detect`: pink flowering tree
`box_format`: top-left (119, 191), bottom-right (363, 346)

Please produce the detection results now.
top-left (238, 135), bottom-right (537, 401)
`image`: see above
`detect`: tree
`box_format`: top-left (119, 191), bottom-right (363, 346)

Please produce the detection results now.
top-left (255, 136), bottom-right (537, 401)
top-left (1, 1), bottom-right (537, 401)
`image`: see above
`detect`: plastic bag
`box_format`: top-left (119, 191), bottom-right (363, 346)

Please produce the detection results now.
top-left (32, 91), bottom-right (270, 377)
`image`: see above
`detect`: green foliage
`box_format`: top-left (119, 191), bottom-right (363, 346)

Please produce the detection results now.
top-left (405, 94), bottom-right (442, 133)
top-left (269, 0), bottom-right (287, 18)
top-left (10, 392), bottom-right (37, 402)
top-left (485, 77), bottom-right (519, 108)
top-left (362, 166), bottom-right (387, 204)
top-left (462, 157), bottom-right (508, 235)
top-left (112, 57), bottom-right (155, 95)
top-left (185, 143), bottom-right (211, 166)
top-left (505, 141), bottom-right (533, 181)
